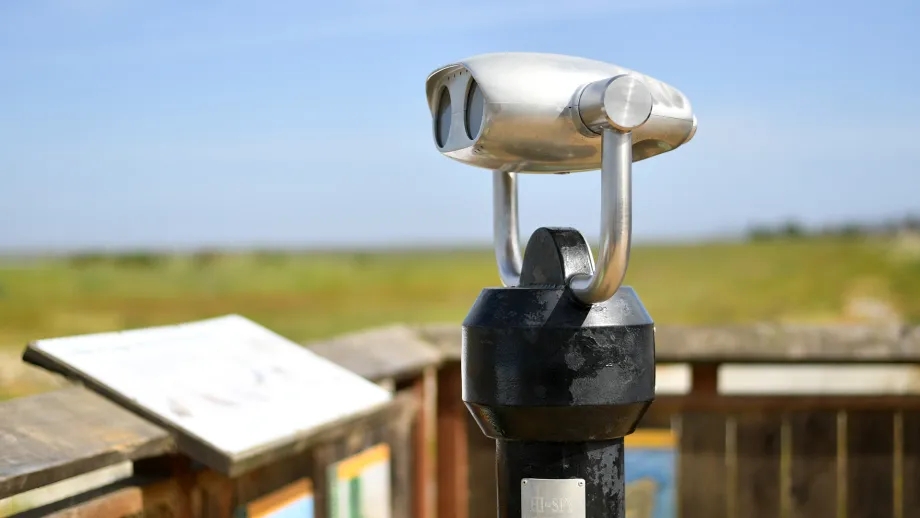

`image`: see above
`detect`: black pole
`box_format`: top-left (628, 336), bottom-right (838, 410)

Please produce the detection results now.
top-left (462, 228), bottom-right (656, 518)
top-left (497, 440), bottom-right (625, 517)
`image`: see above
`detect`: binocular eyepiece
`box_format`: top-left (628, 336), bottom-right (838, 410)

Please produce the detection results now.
top-left (426, 52), bottom-right (697, 304)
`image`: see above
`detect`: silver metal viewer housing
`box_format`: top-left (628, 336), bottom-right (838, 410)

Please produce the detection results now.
top-left (425, 52), bottom-right (697, 304)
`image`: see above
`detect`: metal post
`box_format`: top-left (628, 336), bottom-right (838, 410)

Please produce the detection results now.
top-left (425, 52), bottom-right (698, 517)
top-left (463, 227), bottom-right (655, 518)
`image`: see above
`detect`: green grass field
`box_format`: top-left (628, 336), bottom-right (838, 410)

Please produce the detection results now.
top-left (2, 236), bottom-right (920, 354)
top-left (1, 235), bottom-right (919, 399)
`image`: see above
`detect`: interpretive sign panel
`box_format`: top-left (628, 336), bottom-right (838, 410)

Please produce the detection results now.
top-left (327, 444), bottom-right (391, 518)
top-left (237, 478), bottom-right (315, 518)
top-left (24, 315), bottom-right (392, 475)
top-left (625, 429), bottom-right (676, 518)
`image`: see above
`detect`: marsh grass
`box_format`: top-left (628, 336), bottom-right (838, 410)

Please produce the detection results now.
top-left (1, 236), bottom-right (918, 354)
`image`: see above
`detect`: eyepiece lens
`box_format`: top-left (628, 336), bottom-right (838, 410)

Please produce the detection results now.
top-left (435, 87), bottom-right (452, 147)
top-left (465, 80), bottom-right (484, 140)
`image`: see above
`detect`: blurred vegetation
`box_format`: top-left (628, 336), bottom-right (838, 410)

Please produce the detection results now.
top-left (2, 234), bottom-right (920, 356)
top-left (746, 214), bottom-right (920, 242)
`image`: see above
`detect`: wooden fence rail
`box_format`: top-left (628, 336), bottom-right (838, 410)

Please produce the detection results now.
top-left (2, 321), bottom-right (920, 518)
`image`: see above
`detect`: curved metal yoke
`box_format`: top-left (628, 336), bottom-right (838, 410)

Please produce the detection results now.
top-left (497, 75), bottom-right (652, 304)
top-left (426, 53), bottom-right (697, 304)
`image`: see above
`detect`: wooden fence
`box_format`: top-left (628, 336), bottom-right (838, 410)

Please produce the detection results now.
top-left (2, 322), bottom-right (919, 518)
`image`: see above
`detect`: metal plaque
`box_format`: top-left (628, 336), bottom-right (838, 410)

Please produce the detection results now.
top-left (520, 478), bottom-right (586, 518)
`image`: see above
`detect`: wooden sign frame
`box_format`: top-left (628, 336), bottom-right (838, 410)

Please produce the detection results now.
top-left (23, 315), bottom-right (393, 476)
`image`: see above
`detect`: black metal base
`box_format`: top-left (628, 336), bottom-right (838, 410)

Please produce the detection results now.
top-left (497, 439), bottom-right (625, 518)
top-left (462, 227), bottom-right (657, 518)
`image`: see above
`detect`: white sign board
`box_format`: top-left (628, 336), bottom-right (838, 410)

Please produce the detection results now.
top-left (26, 315), bottom-right (392, 468)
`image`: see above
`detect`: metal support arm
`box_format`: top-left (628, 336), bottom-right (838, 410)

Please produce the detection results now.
top-left (493, 170), bottom-right (523, 288)
top-left (492, 129), bottom-right (633, 304)
top-left (569, 128), bottom-right (632, 304)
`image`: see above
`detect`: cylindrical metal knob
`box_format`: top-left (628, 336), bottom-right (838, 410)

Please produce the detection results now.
top-left (577, 75), bottom-right (654, 134)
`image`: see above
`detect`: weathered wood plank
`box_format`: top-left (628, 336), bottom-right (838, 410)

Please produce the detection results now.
top-left (436, 361), bottom-right (468, 518)
top-left (788, 411), bottom-right (837, 518)
top-left (655, 324), bottom-right (920, 363)
top-left (310, 441), bottom-right (337, 518)
top-left (677, 413), bottom-right (728, 518)
top-left (734, 413), bottom-right (781, 518)
top-left (690, 363), bottom-right (719, 394)
top-left (902, 411), bottom-right (920, 518)
top-left (410, 367), bottom-right (438, 518)
top-left (653, 395), bottom-right (920, 412)
top-left (12, 484), bottom-right (145, 518)
top-left (11, 477), bottom-right (194, 518)
top-left (389, 412), bottom-right (416, 518)
top-left (9, 474), bottom-right (185, 518)
top-left (414, 325), bottom-right (462, 361)
top-left (193, 445), bottom-right (312, 518)
top-left (417, 323), bottom-right (920, 363)
top-left (131, 455), bottom-right (197, 518)
top-left (307, 325), bottom-right (443, 382)
top-left (466, 413), bottom-right (496, 518)
top-left (0, 387), bottom-right (174, 500)
top-left (636, 404), bottom-right (674, 429)
top-left (846, 411), bottom-right (894, 518)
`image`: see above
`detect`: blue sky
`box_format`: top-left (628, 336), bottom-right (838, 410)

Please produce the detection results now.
top-left (2, 0), bottom-right (918, 251)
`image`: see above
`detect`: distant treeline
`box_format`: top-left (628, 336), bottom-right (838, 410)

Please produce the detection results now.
top-left (65, 249), bottom-right (290, 269)
top-left (747, 214), bottom-right (920, 241)
top-left (51, 215), bottom-right (920, 268)
top-left (62, 249), bottom-right (391, 269)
